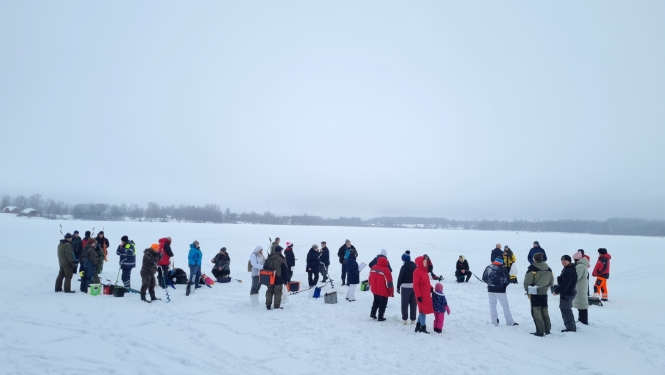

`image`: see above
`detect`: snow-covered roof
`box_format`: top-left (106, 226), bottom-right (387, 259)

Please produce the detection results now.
top-left (3, 206), bottom-right (17, 211)
top-left (21, 208), bottom-right (36, 214)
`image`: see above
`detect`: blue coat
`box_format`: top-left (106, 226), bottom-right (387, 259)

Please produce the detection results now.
top-left (188, 244), bottom-right (202, 266)
top-left (432, 292), bottom-right (448, 313)
top-left (116, 242), bottom-right (136, 269)
top-left (527, 247), bottom-right (547, 264)
top-left (482, 263), bottom-right (510, 293)
top-left (346, 256), bottom-right (360, 285)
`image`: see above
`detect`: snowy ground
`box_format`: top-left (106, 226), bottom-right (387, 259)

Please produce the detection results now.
top-left (1, 214), bottom-right (664, 375)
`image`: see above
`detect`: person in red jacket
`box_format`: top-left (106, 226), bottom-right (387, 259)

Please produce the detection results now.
top-left (592, 248), bottom-right (611, 301)
top-left (368, 257), bottom-right (394, 321)
top-left (157, 237), bottom-right (174, 288)
top-left (413, 256), bottom-right (434, 334)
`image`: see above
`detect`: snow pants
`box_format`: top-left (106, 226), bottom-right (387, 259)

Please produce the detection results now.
top-left (121, 267), bottom-right (133, 289)
top-left (346, 284), bottom-right (357, 300)
top-left (55, 266), bottom-right (74, 292)
top-left (594, 276), bottom-right (608, 300)
top-left (320, 263), bottom-right (329, 281)
top-left (250, 275), bottom-right (262, 295)
top-left (488, 292), bottom-right (515, 326)
top-left (211, 268), bottom-right (229, 280)
top-left (530, 294), bottom-right (551, 334)
top-left (401, 287), bottom-right (417, 321)
top-left (371, 295), bottom-right (388, 319)
top-left (140, 269), bottom-right (157, 299)
top-left (266, 284), bottom-right (283, 308)
top-left (308, 271), bottom-right (319, 287)
top-left (433, 312), bottom-right (446, 330)
top-left (80, 261), bottom-right (96, 292)
top-left (559, 294), bottom-right (577, 331)
top-left (157, 265), bottom-right (169, 288)
top-left (341, 263), bottom-right (347, 284)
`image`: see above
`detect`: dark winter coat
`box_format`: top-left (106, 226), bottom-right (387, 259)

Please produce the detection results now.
top-left (527, 246), bottom-right (547, 264)
top-left (95, 234), bottom-right (110, 250)
top-left (141, 248), bottom-right (163, 275)
top-left (432, 292), bottom-right (449, 313)
top-left (369, 257), bottom-right (394, 298)
top-left (285, 247), bottom-right (296, 267)
top-left (117, 242), bottom-right (137, 269)
top-left (523, 261), bottom-right (554, 295)
top-left (212, 253), bottom-right (230, 273)
top-left (83, 244), bottom-right (101, 266)
top-left (346, 255), bottom-right (360, 285)
top-left (369, 254), bottom-right (392, 272)
top-left (320, 246), bottom-right (330, 266)
top-left (94, 245), bottom-right (105, 272)
top-left (337, 244), bottom-right (356, 264)
top-left (397, 260), bottom-right (417, 291)
top-left (82, 236), bottom-right (91, 249)
top-left (592, 253), bottom-right (611, 279)
top-left (57, 240), bottom-right (76, 267)
top-left (158, 238), bottom-right (173, 266)
top-left (491, 248), bottom-right (503, 263)
top-left (554, 264), bottom-right (577, 297)
top-left (455, 259), bottom-right (470, 277)
top-left (482, 262), bottom-right (510, 293)
top-left (72, 236), bottom-right (83, 261)
top-left (267, 251), bottom-right (288, 284)
top-left (413, 256), bottom-right (434, 314)
top-left (306, 248), bottom-right (320, 272)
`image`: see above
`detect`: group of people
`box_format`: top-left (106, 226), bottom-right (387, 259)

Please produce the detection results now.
top-left (55, 232), bottom-right (612, 336)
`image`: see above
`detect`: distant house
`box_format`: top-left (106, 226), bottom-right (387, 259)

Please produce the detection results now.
top-left (2, 206), bottom-right (19, 214)
top-left (18, 208), bottom-right (38, 217)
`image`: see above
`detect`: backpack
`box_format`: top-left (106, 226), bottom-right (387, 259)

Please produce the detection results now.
top-left (263, 254), bottom-right (275, 271)
top-left (247, 260), bottom-right (253, 272)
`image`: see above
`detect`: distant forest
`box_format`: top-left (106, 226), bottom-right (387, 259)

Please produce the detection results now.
top-left (3, 193), bottom-right (664, 237)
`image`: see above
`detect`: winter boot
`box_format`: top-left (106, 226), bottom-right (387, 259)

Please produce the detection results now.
top-left (410, 320), bottom-right (416, 325)
top-left (578, 309), bottom-right (588, 325)
top-left (402, 320), bottom-right (408, 325)
top-left (150, 293), bottom-right (161, 302)
top-left (420, 325), bottom-right (430, 334)
top-left (141, 294), bottom-right (151, 303)
top-left (433, 328), bottom-right (442, 334)
top-left (415, 322), bottom-right (421, 332)
top-left (531, 332), bottom-right (544, 337)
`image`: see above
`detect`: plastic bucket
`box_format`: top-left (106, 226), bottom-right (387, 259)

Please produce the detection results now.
top-left (88, 284), bottom-right (101, 296)
top-left (113, 286), bottom-right (125, 297)
top-left (103, 284), bottom-right (114, 295)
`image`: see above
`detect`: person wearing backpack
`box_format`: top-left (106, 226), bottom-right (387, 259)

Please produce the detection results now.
top-left (188, 241), bottom-right (203, 289)
top-left (116, 236), bottom-right (136, 289)
top-left (523, 252), bottom-right (554, 336)
top-left (306, 244), bottom-right (321, 287)
top-left (157, 237), bottom-right (174, 287)
top-left (249, 246), bottom-right (265, 305)
top-left (265, 245), bottom-right (288, 310)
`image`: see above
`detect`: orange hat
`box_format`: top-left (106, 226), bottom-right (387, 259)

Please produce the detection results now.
top-left (151, 243), bottom-right (159, 251)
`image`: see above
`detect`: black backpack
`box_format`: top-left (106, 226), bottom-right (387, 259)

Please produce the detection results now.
top-left (173, 268), bottom-right (188, 284)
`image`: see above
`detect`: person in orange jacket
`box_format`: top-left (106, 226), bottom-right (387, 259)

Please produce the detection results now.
top-left (592, 248), bottom-right (611, 301)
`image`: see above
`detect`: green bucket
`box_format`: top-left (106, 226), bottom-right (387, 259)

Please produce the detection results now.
top-left (88, 284), bottom-right (102, 296)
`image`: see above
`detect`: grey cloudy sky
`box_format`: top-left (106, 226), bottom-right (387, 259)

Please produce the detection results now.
top-left (1, 1), bottom-right (664, 220)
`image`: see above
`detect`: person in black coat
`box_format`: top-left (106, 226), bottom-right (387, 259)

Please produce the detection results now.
top-left (319, 241), bottom-right (330, 282)
top-left (306, 245), bottom-right (321, 287)
top-left (71, 231), bottom-right (83, 274)
top-left (455, 255), bottom-right (472, 283)
top-left (345, 249), bottom-right (360, 301)
top-left (337, 240), bottom-right (356, 285)
top-left (491, 244), bottom-right (503, 263)
top-left (397, 251), bottom-right (418, 323)
top-left (284, 242), bottom-right (295, 283)
top-left (368, 249), bottom-right (392, 272)
top-left (553, 255), bottom-right (578, 332)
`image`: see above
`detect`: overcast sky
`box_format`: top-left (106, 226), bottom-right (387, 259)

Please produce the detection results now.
top-left (1, 1), bottom-right (664, 220)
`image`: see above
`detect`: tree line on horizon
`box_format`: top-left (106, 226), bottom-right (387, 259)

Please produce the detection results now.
top-left (2, 193), bottom-right (664, 237)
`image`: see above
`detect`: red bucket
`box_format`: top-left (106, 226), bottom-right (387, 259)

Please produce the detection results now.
top-left (103, 284), bottom-right (114, 295)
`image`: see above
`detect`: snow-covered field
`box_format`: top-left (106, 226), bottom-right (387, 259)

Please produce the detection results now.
top-left (1, 214), bottom-right (664, 375)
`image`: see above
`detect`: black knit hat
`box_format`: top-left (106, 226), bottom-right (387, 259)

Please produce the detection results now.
top-left (598, 248), bottom-right (608, 255)
top-left (561, 255), bottom-right (572, 262)
top-left (64, 233), bottom-right (73, 239)
top-left (121, 235), bottom-right (129, 242)
top-left (85, 231), bottom-right (91, 236)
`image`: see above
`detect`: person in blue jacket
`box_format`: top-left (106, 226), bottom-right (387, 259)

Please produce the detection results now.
top-left (116, 235), bottom-right (136, 289)
top-left (345, 249), bottom-right (360, 302)
top-left (527, 241), bottom-right (547, 264)
top-left (188, 240), bottom-right (203, 289)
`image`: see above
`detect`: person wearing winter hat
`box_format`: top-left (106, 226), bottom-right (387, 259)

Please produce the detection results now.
top-left (211, 247), bottom-right (231, 281)
top-left (140, 243), bottom-right (163, 303)
top-left (503, 246), bottom-right (518, 284)
top-left (55, 233), bottom-right (76, 293)
top-left (412, 256), bottom-right (434, 333)
top-left (95, 231), bottom-right (110, 263)
top-left (482, 257), bottom-right (517, 326)
top-left (369, 249), bottom-right (392, 272)
top-left (82, 231), bottom-right (91, 249)
top-left (432, 283), bottom-right (451, 333)
top-left (455, 255), bottom-right (472, 283)
top-left (72, 230), bottom-right (83, 274)
top-left (397, 251), bottom-right (417, 324)
top-left (319, 241), bottom-right (330, 282)
top-left (592, 248), bottom-right (611, 301)
top-left (265, 245), bottom-right (288, 310)
top-left (337, 240), bottom-right (356, 286)
top-left (284, 242), bottom-right (295, 283)
top-left (524, 252), bottom-right (554, 336)
top-left (157, 237), bottom-right (173, 288)
top-left (306, 244), bottom-right (321, 287)
top-left (116, 236), bottom-right (136, 289)
top-left (552, 255), bottom-right (578, 332)
top-left (528, 241), bottom-right (547, 264)
top-left (249, 246), bottom-right (265, 305)
top-left (572, 251), bottom-right (590, 325)
top-left (345, 249), bottom-right (360, 302)
top-left (80, 238), bottom-right (100, 293)
top-left (188, 241), bottom-right (203, 289)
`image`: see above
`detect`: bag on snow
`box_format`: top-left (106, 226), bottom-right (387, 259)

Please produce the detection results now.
top-left (360, 280), bottom-right (370, 291)
top-left (286, 281), bottom-right (300, 292)
top-left (173, 268), bottom-right (188, 284)
top-left (217, 277), bottom-right (232, 283)
top-left (201, 274), bottom-right (215, 286)
top-left (259, 270), bottom-right (275, 286)
top-left (312, 287), bottom-right (322, 299)
top-left (588, 297), bottom-right (603, 306)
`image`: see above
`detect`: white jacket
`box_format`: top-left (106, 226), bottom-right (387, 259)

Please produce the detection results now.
top-left (250, 246), bottom-right (265, 277)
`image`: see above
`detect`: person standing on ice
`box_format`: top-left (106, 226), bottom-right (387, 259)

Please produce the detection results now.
top-left (572, 251), bottom-right (589, 325)
top-left (80, 238), bottom-right (100, 293)
top-left (55, 233), bottom-right (76, 293)
top-left (93, 237), bottom-right (105, 281)
top-left (592, 248), bottom-right (611, 302)
top-left (432, 283), bottom-right (451, 334)
top-left (482, 257), bottom-right (518, 327)
top-left (345, 249), bottom-right (360, 301)
top-left (369, 249), bottom-right (392, 272)
top-left (82, 231), bottom-right (91, 249)
top-left (337, 239), bottom-right (356, 286)
top-left (306, 244), bottom-right (321, 287)
top-left (397, 251), bottom-right (417, 324)
top-left (422, 254), bottom-right (442, 281)
top-left (157, 237), bottom-right (174, 287)
top-left (368, 256), bottom-right (394, 322)
top-left (265, 245), bottom-right (288, 310)
top-left (284, 242), bottom-right (295, 283)
top-left (140, 243), bottom-right (163, 303)
top-left (491, 243), bottom-right (503, 263)
top-left (455, 255), bottom-right (472, 283)
top-left (412, 256), bottom-right (434, 333)
top-left (503, 246), bottom-right (518, 284)
top-left (95, 231), bottom-right (110, 262)
top-left (552, 255), bottom-right (577, 333)
top-left (319, 241), bottom-right (330, 283)
top-left (523, 252), bottom-right (553, 337)
top-left (527, 241), bottom-right (547, 264)
top-left (249, 246), bottom-right (265, 305)
top-left (270, 237), bottom-right (281, 254)
top-left (72, 230), bottom-right (83, 274)
top-left (116, 236), bottom-right (136, 289)
top-left (187, 241), bottom-right (203, 289)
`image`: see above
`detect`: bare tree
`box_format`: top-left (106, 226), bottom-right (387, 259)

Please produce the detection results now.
top-left (29, 193), bottom-right (43, 212)
top-left (1, 194), bottom-right (10, 208)
top-left (12, 195), bottom-right (27, 210)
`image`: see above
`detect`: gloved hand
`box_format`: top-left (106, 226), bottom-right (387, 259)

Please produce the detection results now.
top-left (445, 306), bottom-right (451, 315)
top-left (397, 288), bottom-right (400, 294)
top-left (417, 297), bottom-right (422, 303)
